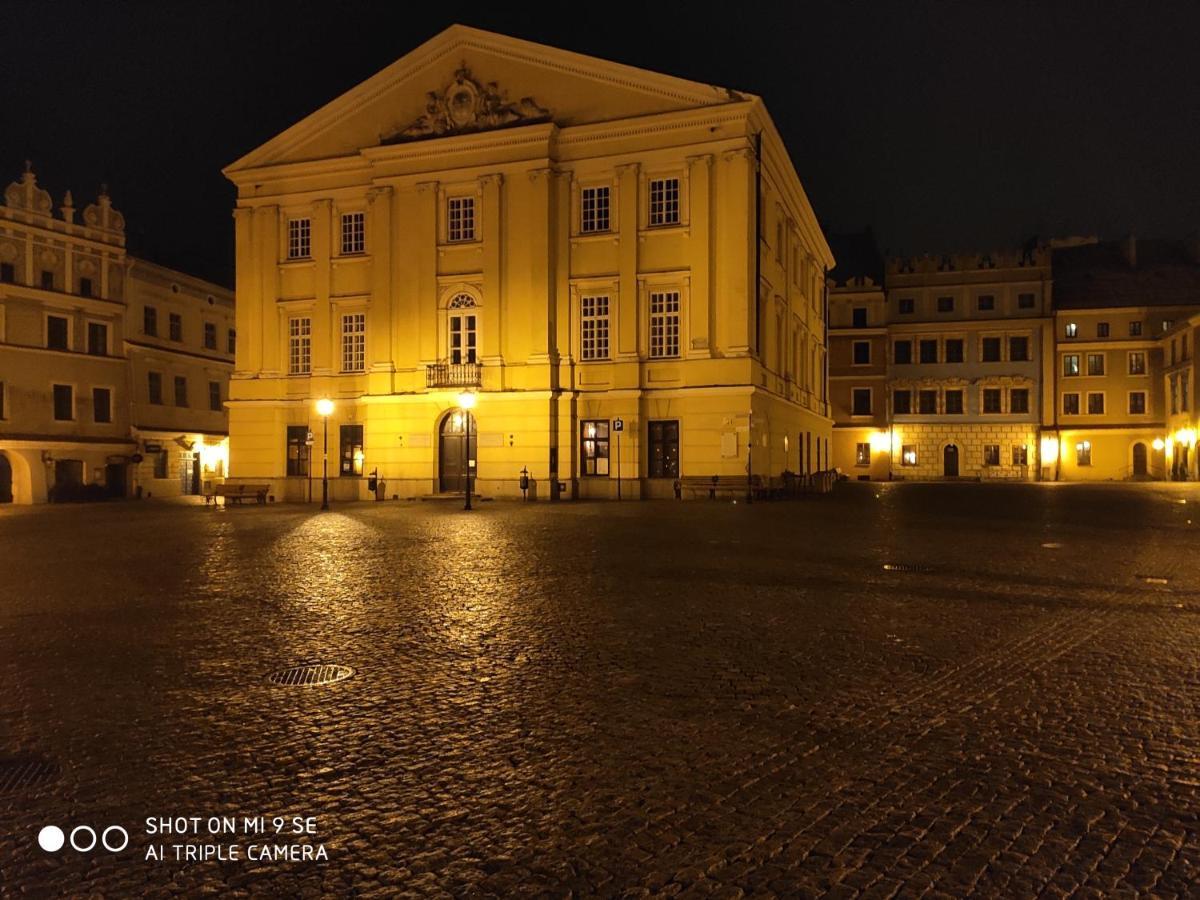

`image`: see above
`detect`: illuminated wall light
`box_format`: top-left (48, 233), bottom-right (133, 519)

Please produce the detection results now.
top-left (869, 431), bottom-right (891, 453)
top-left (1152, 437), bottom-right (1166, 452)
top-left (1040, 436), bottom-right (1059, 462)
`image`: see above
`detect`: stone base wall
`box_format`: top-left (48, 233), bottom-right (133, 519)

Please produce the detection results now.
top-left (890, 423), bottom-right (1038, 481)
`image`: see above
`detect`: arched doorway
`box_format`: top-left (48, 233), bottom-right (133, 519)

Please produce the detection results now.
top-left (943, 444), bottom-right (959, 477)
top-left (1132, 442), bottom-right (1148, 478)
top-left (0, 452), bottom-right (12, 503)
top-left (438, 410), bottom-right (476, 493)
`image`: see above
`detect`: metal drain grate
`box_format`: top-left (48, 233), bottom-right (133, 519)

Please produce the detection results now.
top-left (883, 563), bottom-right (931, 574)
top-left (268, 664), bottom-right (355, 687)
top-left (0, 757), bottom-right (59, 794)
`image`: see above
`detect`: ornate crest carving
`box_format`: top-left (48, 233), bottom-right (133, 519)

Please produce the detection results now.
top-left (383, 66), bottom-right (551, 144)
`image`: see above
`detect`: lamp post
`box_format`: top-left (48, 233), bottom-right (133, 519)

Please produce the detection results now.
top-left (458, 390), bottom-right (476, 510)
top-left (315, 398), bottom-right (334, 510)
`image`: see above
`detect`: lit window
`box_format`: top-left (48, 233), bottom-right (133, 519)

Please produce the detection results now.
top-left (1012, 445), bottom-right (1028, 466)
top-left (581, 420), bottom-right (611, 475)
top-left (286, 425), bottom-right (310, 477)
top-left (1063, 354), bottom-right (1080, 376)
top-left (983, 444), bottom-right (1000, 466)
top-left (580, 295), bottom-right (610, 361)
top-left (1076, 441), bottom-right (1092, 466)
top-left (581, 187), bottom-right (610, 233)
top-left (648, 177), bottom-right (680, 226)
top-left (1128, 351), bottom-right (1145, 375)
top-left (649, 290), bottom-right (681, 358)
top-left (901, 445), bottom-right (917, 466)
top-left (287, 217), bottom-right (311, 259)
top-left (852, 388), bottom-right (872, 416)
top-left (340, 425), bottom-right (364, 476)
top-left (288, 317), bottom-right (312, 374)
top-left (855, 443), bottom-right (870, 466)
top-left (1065, 322), bottom-right (1077, 338)
top-left (448, 197), bottom-right (476, 242)
top-left (341, 313), bottom-right (366, 373)
top-left (341, 212), bottom-right (365, 254)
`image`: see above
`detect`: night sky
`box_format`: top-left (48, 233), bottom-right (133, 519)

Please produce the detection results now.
top-left (2, 1), bottom-right (1196, 287)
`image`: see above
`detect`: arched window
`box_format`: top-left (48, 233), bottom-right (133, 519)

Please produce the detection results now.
top-left (447, 293), bottom-right (478, 364)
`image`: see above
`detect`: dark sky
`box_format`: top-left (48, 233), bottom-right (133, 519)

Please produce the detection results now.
top-left (2, 1), bottom-right (1197, 287)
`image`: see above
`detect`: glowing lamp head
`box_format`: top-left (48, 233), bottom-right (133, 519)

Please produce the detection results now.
top-left (315, 398), bottom-right (335, 417)
top-left (1152, 438), bottom-right (1166, 452)
top-left (869, 431), bottom-right (890, 453)
top-left (458, 391), bottom-right (477, 411)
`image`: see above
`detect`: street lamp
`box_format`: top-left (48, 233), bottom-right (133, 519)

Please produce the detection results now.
top-left (458, 390), bottom-right (476, 510)
top-left (315, 398), bottom-right (334, 510)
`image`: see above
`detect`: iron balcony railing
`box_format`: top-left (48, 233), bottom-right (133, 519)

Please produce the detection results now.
top-left (426, 362), bottom-right (482, 388)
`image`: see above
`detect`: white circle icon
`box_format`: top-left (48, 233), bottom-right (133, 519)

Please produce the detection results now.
top-left (69, 825), bottom-right (97, 852)
top-left (102, 826), bottom-right (129, 852)
top-left (38, 825), bottom-right (65, 852)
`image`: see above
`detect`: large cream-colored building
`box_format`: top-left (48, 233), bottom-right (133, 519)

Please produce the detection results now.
top-left (223, 25), bottom-right (833, 501)
top-left (0, 163), bottom-right (234, 504)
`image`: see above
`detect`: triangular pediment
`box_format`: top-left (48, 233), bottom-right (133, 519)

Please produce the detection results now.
top-left (226, 25), bottom-right (748, 174)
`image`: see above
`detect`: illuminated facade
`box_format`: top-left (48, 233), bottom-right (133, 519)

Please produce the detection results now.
top-left (0, 164), bottom-right (233, 504)
top-left (222, 25), bottom-right (833, 501)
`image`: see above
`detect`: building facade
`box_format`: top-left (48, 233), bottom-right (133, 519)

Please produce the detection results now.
top-left (0, 164), bottom-right (233, 504)
top-left (223, 25), bottom-right (833, 502)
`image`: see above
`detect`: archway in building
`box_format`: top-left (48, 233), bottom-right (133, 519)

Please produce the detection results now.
top-left (1132, 442), bottom-right (1148, 478)
top-left (438, 410), bottom-right (477, 493)
top-left (943, 444), bottom-right (959, 477)
top-left (0, 452), bottom-right (12, 503)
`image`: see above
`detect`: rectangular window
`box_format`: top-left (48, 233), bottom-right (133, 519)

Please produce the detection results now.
top-left (945, 390), bottom-right (964, 414)
top-left (1097, 322), bottom-right (1109, 337)
top-left (1065, 322), bottom-right (1078, 338)
top-left (919, 339), bottom-right (938, 364)
top-left (79, 276), bottom-right (93, 298)
top-left (1129, 320), bottom-right (1143, 337)
top-left (144, 306), bottom-right (157, 337)
top-left (52, 384), bottom-right (73, 420)
top-left (936, 296), bottom-right (954, 313)
top-left (0, 262), bottom-right (13, 282)
top-left (855, 442), bottom-right (870, 466)
top-left (286, 425), bottom-right (310, 477)
top-left (983, 444), bottom-right (1000, 466)
top-left (1063, 392), bottom-right (1080, 415)
top-left (169, 313), bottom-right (182, 342)
top-left (647, 420), bottom-right (679, 478)
top-left (204, 322), bottom-right (217, 350)
top-left (649, 290), bottom-right (681, 358)
top-left (92, 387), bottom-right (111, 423)
top-left (1128, 351), bottom-right (1145, 375)
top-left (581, 420), bottom-right (611, 476)
top-left (850, 307), bottom-right (868, 328)
top-left (209, 381), bottom-right (222, 412)
top-left (1129, 391), bottom-right (1146, 415)
top-left (851, 388), bottom-right (872, 416)
top-left (580, 295), bottom-right (610, 361)
top-left (944, 339), bottom-right (964, 363)
top-left (41, 270), bottom-right (54, 290)
top-left (174, 376), bottom-right (188, 407)
top-left (852, 341), bottom-right (870, 365)
top-left (977, 294), bottom-right (995, 311)
top-left (580, 186), bottom-right (610, 233)
top-left (340, 424), bottom-right (364, 476)
top-left (152, 450), bottom-right (168, 479)
top-left (1076, 441), bottom-right (1092, 466)
top-left (1013, 445), bottom-right (1028, 466)
top-left (1010, 388), bottom-right (1030, 414)
top-left (901, 445), bottom-right (917, 466)
top-left (898, 298), bottom-right (914, 314)
top-left (983, 388), bottom-right (1002, 413)
top-left (918, 390), bottom-right (937, 414)
top-left (287, 217), bottom-right (311, 259)
top-left (893, 390), bottom-right (911, 414)
top-left (1009, 336), bottom-right (1030, 361)
top-left (148, 372), bottom-right (163, 405)
top-left (46, 315), bottom-right (69, 350)
top-left (981, 337), bottom-right (1002, 362)
top-left (448, 311), bottom-right (478, 365)
top-left (288, 317), bottom-right (312, 374)
top-left (1086, 353), bottom-right (1105, 376)
top-left (448, 197), bottom-right (475, 242)
top-left (341, 212), bottom-right (365, 254)
top-left (1018, 292), bottom-right (1035, 309)
top-left (893, 340), bottom-right (912, 364)
top-left (648, 177), bottom-right (681, 226)
top-left (87, 321), bottom-right (108, 355)
top-left (1063, 354), bottom-right (1080, 376)
top-left (228, 328), bottom-right (237, 354)
top-left (1087, 392), bottom-right (1105, 415)
top-left (341, 312), bottom-right (366, 373)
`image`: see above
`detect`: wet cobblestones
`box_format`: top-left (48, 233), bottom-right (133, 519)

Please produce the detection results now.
top-left (1, 482), bottom-right (1199, 896)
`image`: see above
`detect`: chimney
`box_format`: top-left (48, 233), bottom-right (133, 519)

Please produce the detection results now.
top-left (1120, 233), bottom-right (1137, 268)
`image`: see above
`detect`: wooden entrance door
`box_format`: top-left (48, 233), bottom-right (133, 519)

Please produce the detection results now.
top-left (943, 444), bottom-right (959, 477)
top-left (438, 412), bottom-right (476, 492)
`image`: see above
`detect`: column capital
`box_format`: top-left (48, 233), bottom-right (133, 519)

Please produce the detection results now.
top-left (415, 180), bottom-right (439, 194)
top-left (722, 147), bottom-right (755, 163)
top-left (478, 172), bottom-right (505, 187)
top-left (686, 153), bottom-right (714, 168)
top-left (366, 185), bottom-right (394, 203)
top-left (614, 162), bottom-right (640, 177)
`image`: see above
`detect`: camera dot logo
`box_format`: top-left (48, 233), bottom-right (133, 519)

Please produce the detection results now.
top-left (37, 825), bottom-right (65, 852)
top-left (37, 824), bottom-right (128, 853)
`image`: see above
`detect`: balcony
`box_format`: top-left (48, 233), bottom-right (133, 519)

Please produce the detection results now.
top-left (426, 362), bottom-right (481, 388)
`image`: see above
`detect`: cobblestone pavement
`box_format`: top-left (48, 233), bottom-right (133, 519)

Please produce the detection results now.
top-left (2, 483), bottom-right (1200, 897)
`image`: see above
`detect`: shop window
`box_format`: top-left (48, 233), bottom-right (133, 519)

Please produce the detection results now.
top-left (340, 424), bottom-right (364, 476)
top-left (647, 420), bottom-right (679, 478)
top-left (581, 420), bottom-right (611, 476)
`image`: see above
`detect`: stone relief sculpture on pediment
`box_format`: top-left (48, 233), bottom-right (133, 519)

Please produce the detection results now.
top-left (382, 66), bottom-right (551, 144)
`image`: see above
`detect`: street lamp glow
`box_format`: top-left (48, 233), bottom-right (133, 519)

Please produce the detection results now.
top-left (457, 391), bottom-right (476, 410)
top-left (315, 398), bottom-right (334, 510)
top-left (1152, 437), bottom-right (1166, 452)
top-left (315, 398), bottom-right (335, 417)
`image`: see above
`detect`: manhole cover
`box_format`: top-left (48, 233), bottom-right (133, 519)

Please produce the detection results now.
top-left (0, 757), bottom-right (59, 794)
top-left (883, 563), bottom-right (930, 573)
top-left (268, 664), bottom-right (355, 687)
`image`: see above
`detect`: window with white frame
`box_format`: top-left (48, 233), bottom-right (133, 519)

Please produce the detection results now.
top-left (447, 196), bottom-right (476, 242)
top-left (341, 212), bottom-right (365, 254)
top-left (1129, 391), bottom-right (1147, 415)
top-left (341, 312), bottom-right (365, 372)
top-left (288, 316), bottom-right (311, 374)
top-left (648, 177), bottom-right (680, 226)
top-left (448, 294), bottom-right (478, 364)
top-left (581, 186), bottom-right (610, 233)
top-left (287, 218), bottom-right (311, 259)
top-left (1087, 392), bottom-right (1105, 415)
top-left (1128, 351), bottom-right (1146, 375)
top-left (648, 290), bottom-right (681, 358)
top-left (580, 295), bottom-right (610, 361)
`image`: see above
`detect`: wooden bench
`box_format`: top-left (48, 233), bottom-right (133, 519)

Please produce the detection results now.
top-left (676, 475), bottom-right (764, 500)
top-left (207, 483), bottom-right (270, 505)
